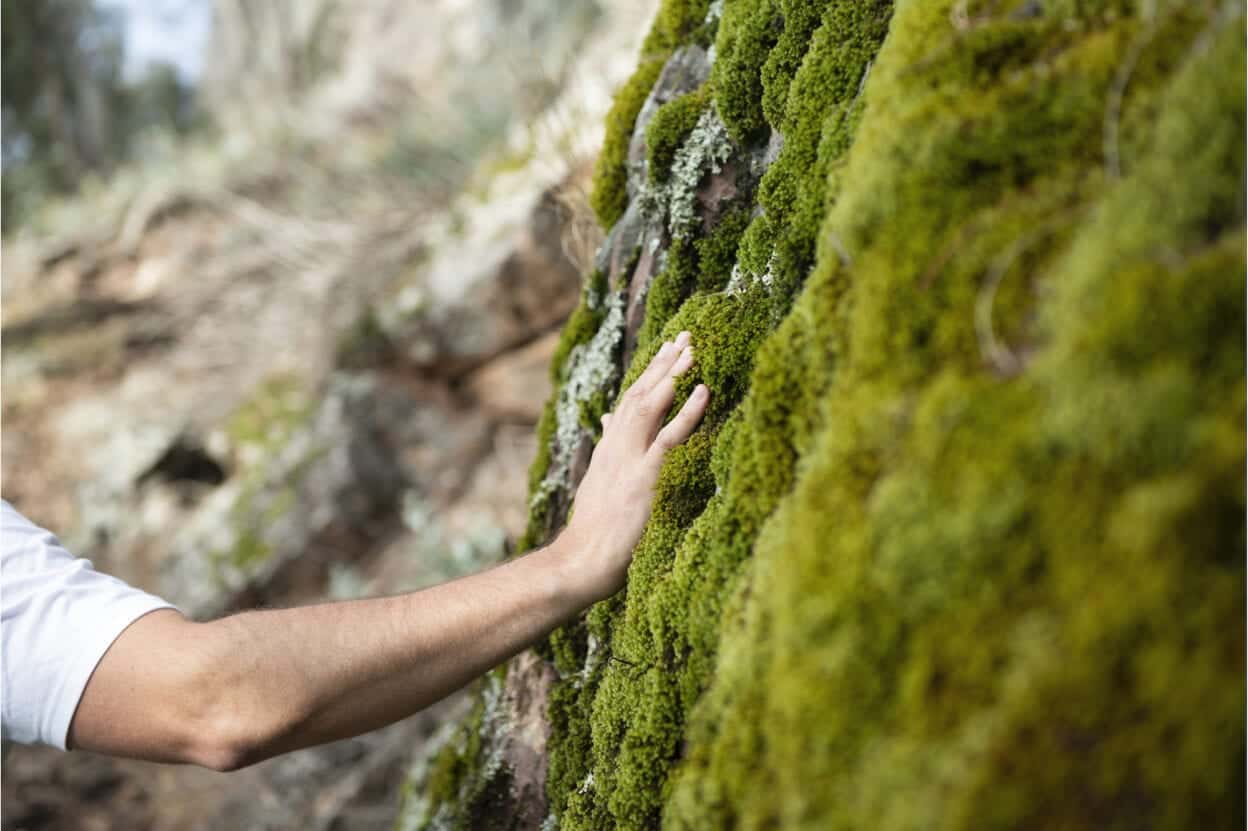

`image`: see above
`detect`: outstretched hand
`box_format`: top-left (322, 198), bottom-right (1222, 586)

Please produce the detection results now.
top-left (559, 330), bottom-right (709, 604)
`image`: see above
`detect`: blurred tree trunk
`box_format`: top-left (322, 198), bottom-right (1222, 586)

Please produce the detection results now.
top-left (1, 0), bottom-right (123, 219)
top-left (202, 0), bottom-right (341, 129)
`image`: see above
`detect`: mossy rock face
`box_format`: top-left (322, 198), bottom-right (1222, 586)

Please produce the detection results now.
top-left (411, 1), bottom-right (1246, 828)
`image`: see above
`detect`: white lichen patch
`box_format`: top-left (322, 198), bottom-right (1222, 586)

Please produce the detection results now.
top-left (394, 672), bottom-right (510, 831)
top-left (585, 275), bottom-right (605, 312)
top-left (579, 631), bottom-right (605, 685)
top-left (533, 290), bottom-right (626, 506)
top-left (640, 106), bottom-right (734, 243)
top-left (667, 108), bottom-right (734, 241)
top-left (476, 671), bottom-right (509, 785)
top-left (725, 252), bottom-right (777, 296)
top-left (394, 717), bottom-right (472, 831)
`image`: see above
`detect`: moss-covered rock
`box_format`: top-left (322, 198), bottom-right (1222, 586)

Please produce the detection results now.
top-left (416, 0), bottom-right (1245, 828)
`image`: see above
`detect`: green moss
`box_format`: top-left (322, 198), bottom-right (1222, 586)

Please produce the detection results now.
top-left (635, 188), bottom-right (754, 357)
top-left (518, 394), bottom-right (560, 556)
top-left (646, 83), bottom-right (714, 184)
top-left (541, 4), bottom-right (896, 829)
top-left (693, 205), bottom-right (750, 291)
top-left (423, 694), bottom-right (488, 810)
top-left (635, 240), bottom-right (697, 352)
top-left (591, 56), bottom-right (667, 228)
top-left (758, 0), bottom-right (828, 129)
top-left (581, 0), bottom-right (713, 227)
top-left (751, 0), bottom-right (892, 310)
top-left (334, 308), bottom-right (394, 369)
top-left (225, 374), bottom-right (312, 454)
top-left (520, 271), bottom-right (611, 553)
top-left (551, 271), bottom-right (609, 386)
top-left (590, 0), bottom-right (717, 229)
top-left (711, 0), bottom-right (780, 143)
top-left (665, 2), bottom-right (1245, 829)
top-left (395, 672), bottom-right (516, 831)
top-left (642, 0), bottom-right (715, 55)
top-left (220, 528), bottom-right (272, 570)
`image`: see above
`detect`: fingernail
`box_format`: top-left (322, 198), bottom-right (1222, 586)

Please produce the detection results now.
top-left (695, 384), bottom-right (708, 398)
top-left (677, 331), bottom-right (692, 344)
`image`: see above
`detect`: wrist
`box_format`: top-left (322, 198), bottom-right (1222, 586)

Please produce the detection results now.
top-left (542, 527), bottom-right (611, 611)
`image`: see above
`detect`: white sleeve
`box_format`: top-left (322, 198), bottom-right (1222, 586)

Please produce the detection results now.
top-left (1, 500), bottom-right (176, 749)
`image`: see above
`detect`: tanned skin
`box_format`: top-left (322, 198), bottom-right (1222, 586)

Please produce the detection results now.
top-left (68, 331), bottom-right (708, 771)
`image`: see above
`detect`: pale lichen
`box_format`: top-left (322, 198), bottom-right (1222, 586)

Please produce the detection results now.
top-left (394, 671), bottom-right (510, 831)
top-left (724, 251), bottom-right (775, 295)
top-left (639, 105), bottom-right (734, 242)
top-left (533, 290), bottom-right (626, 505)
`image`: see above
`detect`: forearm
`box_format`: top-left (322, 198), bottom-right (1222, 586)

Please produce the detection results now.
top-left (68, 332), bottom-right (706, 770)
top-left (203, 537), bottom-right (590, 767)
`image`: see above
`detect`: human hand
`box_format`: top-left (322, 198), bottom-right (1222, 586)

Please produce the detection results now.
top-left (556, 330), bottom-right (709, 605)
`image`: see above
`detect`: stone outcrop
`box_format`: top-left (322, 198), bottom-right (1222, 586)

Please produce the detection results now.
top-left (378, 186), bottom-right (585, 378)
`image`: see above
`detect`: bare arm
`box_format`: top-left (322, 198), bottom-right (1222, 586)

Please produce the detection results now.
top-left (68, 332), bottom-right (708, 770)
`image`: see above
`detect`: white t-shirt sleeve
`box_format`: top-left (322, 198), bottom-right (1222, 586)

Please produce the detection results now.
top-left (1, 500), bottom-right (176, 749)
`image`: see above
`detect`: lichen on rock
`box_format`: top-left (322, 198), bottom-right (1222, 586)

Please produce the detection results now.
top-left (644, 106), bottom-right (734, 242)
top-left (533, 287), bottom-right (627, 507)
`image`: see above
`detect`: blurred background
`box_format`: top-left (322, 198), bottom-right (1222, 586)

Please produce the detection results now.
top-left (0, 0), bottom-right (654, 828)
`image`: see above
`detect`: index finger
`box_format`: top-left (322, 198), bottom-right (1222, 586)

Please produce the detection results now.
top-left (627, 331), bottom-right (691, 403)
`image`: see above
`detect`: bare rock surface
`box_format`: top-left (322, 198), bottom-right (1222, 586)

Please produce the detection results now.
top-left (466, 331), bottom-right (561, 422)
top-left (381, 180), bottom-right (586, 378)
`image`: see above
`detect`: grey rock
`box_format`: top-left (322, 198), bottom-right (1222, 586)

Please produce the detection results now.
top-left (592, 197), bottom-right (646, 286)
top-left (625, 45), bottom-right (712, 199)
